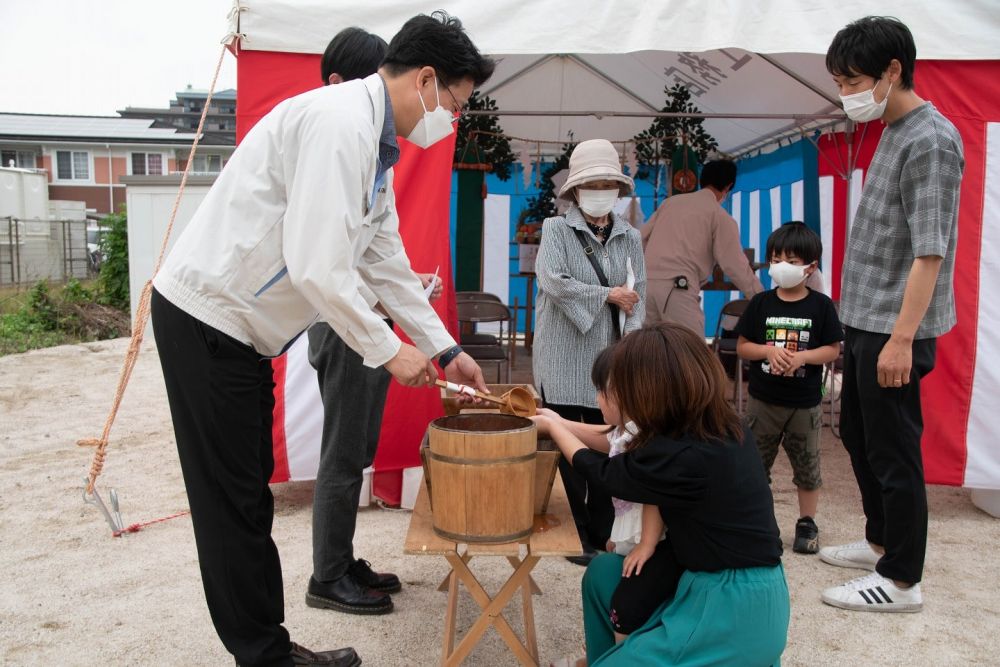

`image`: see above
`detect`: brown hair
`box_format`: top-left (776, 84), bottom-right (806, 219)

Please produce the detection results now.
top-left (611, 323), bottom-right (743, 449)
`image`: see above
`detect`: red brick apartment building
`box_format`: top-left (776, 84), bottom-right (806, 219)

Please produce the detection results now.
top-left (0, 113), bottom-right (233, 216)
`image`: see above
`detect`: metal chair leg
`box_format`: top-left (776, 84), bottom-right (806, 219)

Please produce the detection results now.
top-left (736, 359), bottom-right (744, 415)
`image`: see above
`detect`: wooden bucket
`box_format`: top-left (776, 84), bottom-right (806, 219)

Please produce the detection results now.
top-left (425, 414), bottom-right (536, 543)
top-left (534, 437), bottom-right (561, 515)
top-left (421, 432), bottom-right (561, 516)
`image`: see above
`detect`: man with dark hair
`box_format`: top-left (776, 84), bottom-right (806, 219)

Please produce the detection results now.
top-left (819, 15), bottom-right (964, 614)
top-left (699, 159), bottom-right (738, 192)
top-left (641, 159), bottom-right (763, 336)
top-left (150, 12), bottom-right (494, 666)
top-left (320, 27), bottom-right (387, 85)
top-left (306, 26), bottom-right (443, 618)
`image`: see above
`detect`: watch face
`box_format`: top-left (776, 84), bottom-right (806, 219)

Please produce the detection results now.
top-left (678, 278), bottom-right (688, 288)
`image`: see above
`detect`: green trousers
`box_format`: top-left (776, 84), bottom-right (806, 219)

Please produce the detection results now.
top-left (582, 554), bottom-right (789, 666)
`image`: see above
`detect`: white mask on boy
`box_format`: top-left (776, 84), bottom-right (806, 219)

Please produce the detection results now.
top-left (769, 262), bottom-right (809, 289)
top-left (840, 79), bottom-right (892, 123)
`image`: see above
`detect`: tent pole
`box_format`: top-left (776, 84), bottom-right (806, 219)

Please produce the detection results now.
top-left (464, 110), bottom-right (845, 120)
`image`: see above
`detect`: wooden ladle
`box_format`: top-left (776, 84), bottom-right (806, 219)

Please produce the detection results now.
top-left (434, 379), bottom-right (537, 417)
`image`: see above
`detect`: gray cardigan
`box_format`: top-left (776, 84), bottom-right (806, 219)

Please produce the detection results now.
top-left (532, 206), bottom-right (647, 408)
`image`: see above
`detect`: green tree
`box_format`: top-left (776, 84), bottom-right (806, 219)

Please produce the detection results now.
top-left (454, 91), bottom-right (515, 181)
top-left (520, 142), bottom-right (576, 223)
top-left (633, 84), bottom-right (719, 203)
top-left (97, 208), bottom-right (130, 312)
top-left (26, 280), bottom-right (58, 330)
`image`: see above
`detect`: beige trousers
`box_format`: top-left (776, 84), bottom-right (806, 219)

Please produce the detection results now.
top-left (645, 278), bottom-right (705, 337)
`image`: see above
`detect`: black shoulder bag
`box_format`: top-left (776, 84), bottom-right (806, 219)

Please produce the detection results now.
top-left (572, 228), bottom-right (622, 340)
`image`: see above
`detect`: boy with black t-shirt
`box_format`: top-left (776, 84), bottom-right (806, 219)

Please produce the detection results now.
top-left (736, 222), bottom-right (843, 554)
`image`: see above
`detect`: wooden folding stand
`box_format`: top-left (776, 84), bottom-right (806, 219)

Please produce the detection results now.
top-left (404, 476), bottom-right (581, 666)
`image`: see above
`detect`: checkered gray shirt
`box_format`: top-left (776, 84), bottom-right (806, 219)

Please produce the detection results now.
top-left (840, 103), bottom-right (964, 339)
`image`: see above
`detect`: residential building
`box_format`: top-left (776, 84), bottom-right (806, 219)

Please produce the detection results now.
top-left (118, 86), bottom-right (236, 146)
top-left (0, 113), bottom-right (234, 215)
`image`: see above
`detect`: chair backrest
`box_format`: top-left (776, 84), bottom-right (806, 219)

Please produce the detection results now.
top-left (713, 298), bottom-right (750, 347)
top-left (456, 299), bottom-right (511, 324)
top-left (456, 291), bottom-right (503, 303)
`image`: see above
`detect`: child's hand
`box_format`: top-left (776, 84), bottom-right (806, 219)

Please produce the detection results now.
top-left (765, 346), bottom-right (795, 375)
top-left (606, 540), bottom-right (616, 552)
top-left (535, 407), bottom-right (562, 421)
top-left (622, 541), bottom-right (656, 578)
top-left (530, 414), bottom-right (554, 435)
top-left (783, 352), bottom-right (808, 376)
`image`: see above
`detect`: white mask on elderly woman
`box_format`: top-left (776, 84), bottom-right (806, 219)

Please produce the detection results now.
top-left (577, 189), bottom-right (618, 218)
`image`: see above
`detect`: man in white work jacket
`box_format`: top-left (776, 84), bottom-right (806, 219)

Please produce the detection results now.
top-left (149, 12), bottom-right (494, 667)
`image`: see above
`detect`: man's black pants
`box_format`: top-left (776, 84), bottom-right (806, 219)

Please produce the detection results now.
top-left (307, 322), bottom-right (392, 583)
top-left (152, 289), bottom-right (293, 667)
top-left (839, 326), bottom-right (937, 584)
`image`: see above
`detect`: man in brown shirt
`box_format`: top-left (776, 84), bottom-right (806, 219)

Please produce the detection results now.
top-left (641, 160), bottom-right (764, 336)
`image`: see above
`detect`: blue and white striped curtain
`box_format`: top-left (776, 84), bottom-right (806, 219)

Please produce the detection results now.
top-left (703, 139), bottom-right (819, 337)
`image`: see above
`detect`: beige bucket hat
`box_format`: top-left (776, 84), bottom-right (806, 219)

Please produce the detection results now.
top-left (557, 139), bottom-right (634, 200)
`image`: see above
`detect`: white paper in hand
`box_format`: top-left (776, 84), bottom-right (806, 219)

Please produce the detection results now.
top-left (620, 257), bottom-right (635, 334)
top-left (423, 265), bottom-right (440, 300)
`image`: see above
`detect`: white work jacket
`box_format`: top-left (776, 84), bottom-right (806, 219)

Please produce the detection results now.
top-left (154, 74), bottom-right (454, 366)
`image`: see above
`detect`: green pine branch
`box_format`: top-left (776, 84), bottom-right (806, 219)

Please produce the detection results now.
top-left (454, 91), bottom-right (516, 181)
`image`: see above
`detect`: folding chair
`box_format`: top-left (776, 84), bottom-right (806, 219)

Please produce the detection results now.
top-left (457, 292), bottom-right (504, 346)
top-left (456, 291), bottom-right (503, 303)
top-left (456, 300), bottom-right (517, 382)
top-left (822, 347), bottom-right (845, 439)
top-left (712, 299), bottom-right (750, 414)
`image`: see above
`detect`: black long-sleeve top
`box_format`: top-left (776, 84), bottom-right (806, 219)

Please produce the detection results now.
top-left (572, 430), bottom-right (782, 571)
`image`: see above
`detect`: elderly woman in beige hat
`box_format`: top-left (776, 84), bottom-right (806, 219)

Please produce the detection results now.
top-left (532, 139), bottom-right (646, 565)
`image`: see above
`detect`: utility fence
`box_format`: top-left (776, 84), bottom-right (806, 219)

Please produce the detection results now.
top-left (0, 217), bottom-right (97, 287)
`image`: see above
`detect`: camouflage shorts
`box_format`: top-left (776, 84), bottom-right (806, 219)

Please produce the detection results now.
top-left (745, 395), bottom-right (822, 491)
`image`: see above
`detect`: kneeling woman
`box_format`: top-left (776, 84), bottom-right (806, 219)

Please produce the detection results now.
top-left (533, 324), bottom-right (789, 666)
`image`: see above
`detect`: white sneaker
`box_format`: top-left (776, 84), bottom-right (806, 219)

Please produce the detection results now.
top-left (821, 572), bottom-right (923, 612)
top-left (818, 540), bottom-right (879, 571)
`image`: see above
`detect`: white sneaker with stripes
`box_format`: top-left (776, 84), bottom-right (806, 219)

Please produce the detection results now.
top-left (821, 572), bottom-right (923, 612)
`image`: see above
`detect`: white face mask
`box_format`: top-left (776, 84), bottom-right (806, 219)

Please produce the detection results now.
top-left (577, 189), bottom-right (618, 218)
top-left (769, 261), bottom-right (809, 289)
top-left (840, 79), bottom-right (892, 123)
top-left (406, 77), bottom-right (455, 149)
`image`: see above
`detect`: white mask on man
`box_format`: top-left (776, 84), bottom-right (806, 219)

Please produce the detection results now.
top-left (406, 77), bottom-right (455, 149)
top-left (840, 79), bottom-right (892, 123)
top-left (577, 189), bottom-right (619, 218)
top-left (768, 261), bottom-right (810, 289)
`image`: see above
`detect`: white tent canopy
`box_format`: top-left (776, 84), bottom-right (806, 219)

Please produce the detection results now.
top-left (231, 1), bottom-right (1000, 153)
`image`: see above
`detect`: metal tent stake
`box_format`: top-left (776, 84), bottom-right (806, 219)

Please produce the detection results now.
top-left (83, 478), bottom-right (125, 535)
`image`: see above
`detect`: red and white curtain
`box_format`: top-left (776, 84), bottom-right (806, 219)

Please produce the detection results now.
top-left (817, 61), bottom-right (1000, 489)
top-left (235, 46), bottom-right (1000, 492)
top-left (235, 50), bottom-right (459, 504)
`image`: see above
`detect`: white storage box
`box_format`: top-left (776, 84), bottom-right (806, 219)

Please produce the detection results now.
top-left (518, 243), bottom-right (539, 274)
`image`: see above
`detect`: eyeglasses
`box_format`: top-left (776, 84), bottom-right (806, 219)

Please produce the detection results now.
top-left (440, 84), bottom-right (465, 122)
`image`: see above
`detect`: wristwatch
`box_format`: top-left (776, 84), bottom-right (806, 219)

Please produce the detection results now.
top-left (438, 345), bottom-right (464, 368)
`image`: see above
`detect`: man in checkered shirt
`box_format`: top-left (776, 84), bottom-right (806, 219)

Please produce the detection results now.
top-left (818, 16), bottom-right (964, 614)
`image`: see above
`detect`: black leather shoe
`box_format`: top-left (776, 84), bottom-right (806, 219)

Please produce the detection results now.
top-left (291, 643), bottom-right (362, 666)
top-left (305, 575), bottom-right (393, 615)
top-left (565, 544), bottom-right (600, 567)
top-left (348, 558), bottom-right (402, 593)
